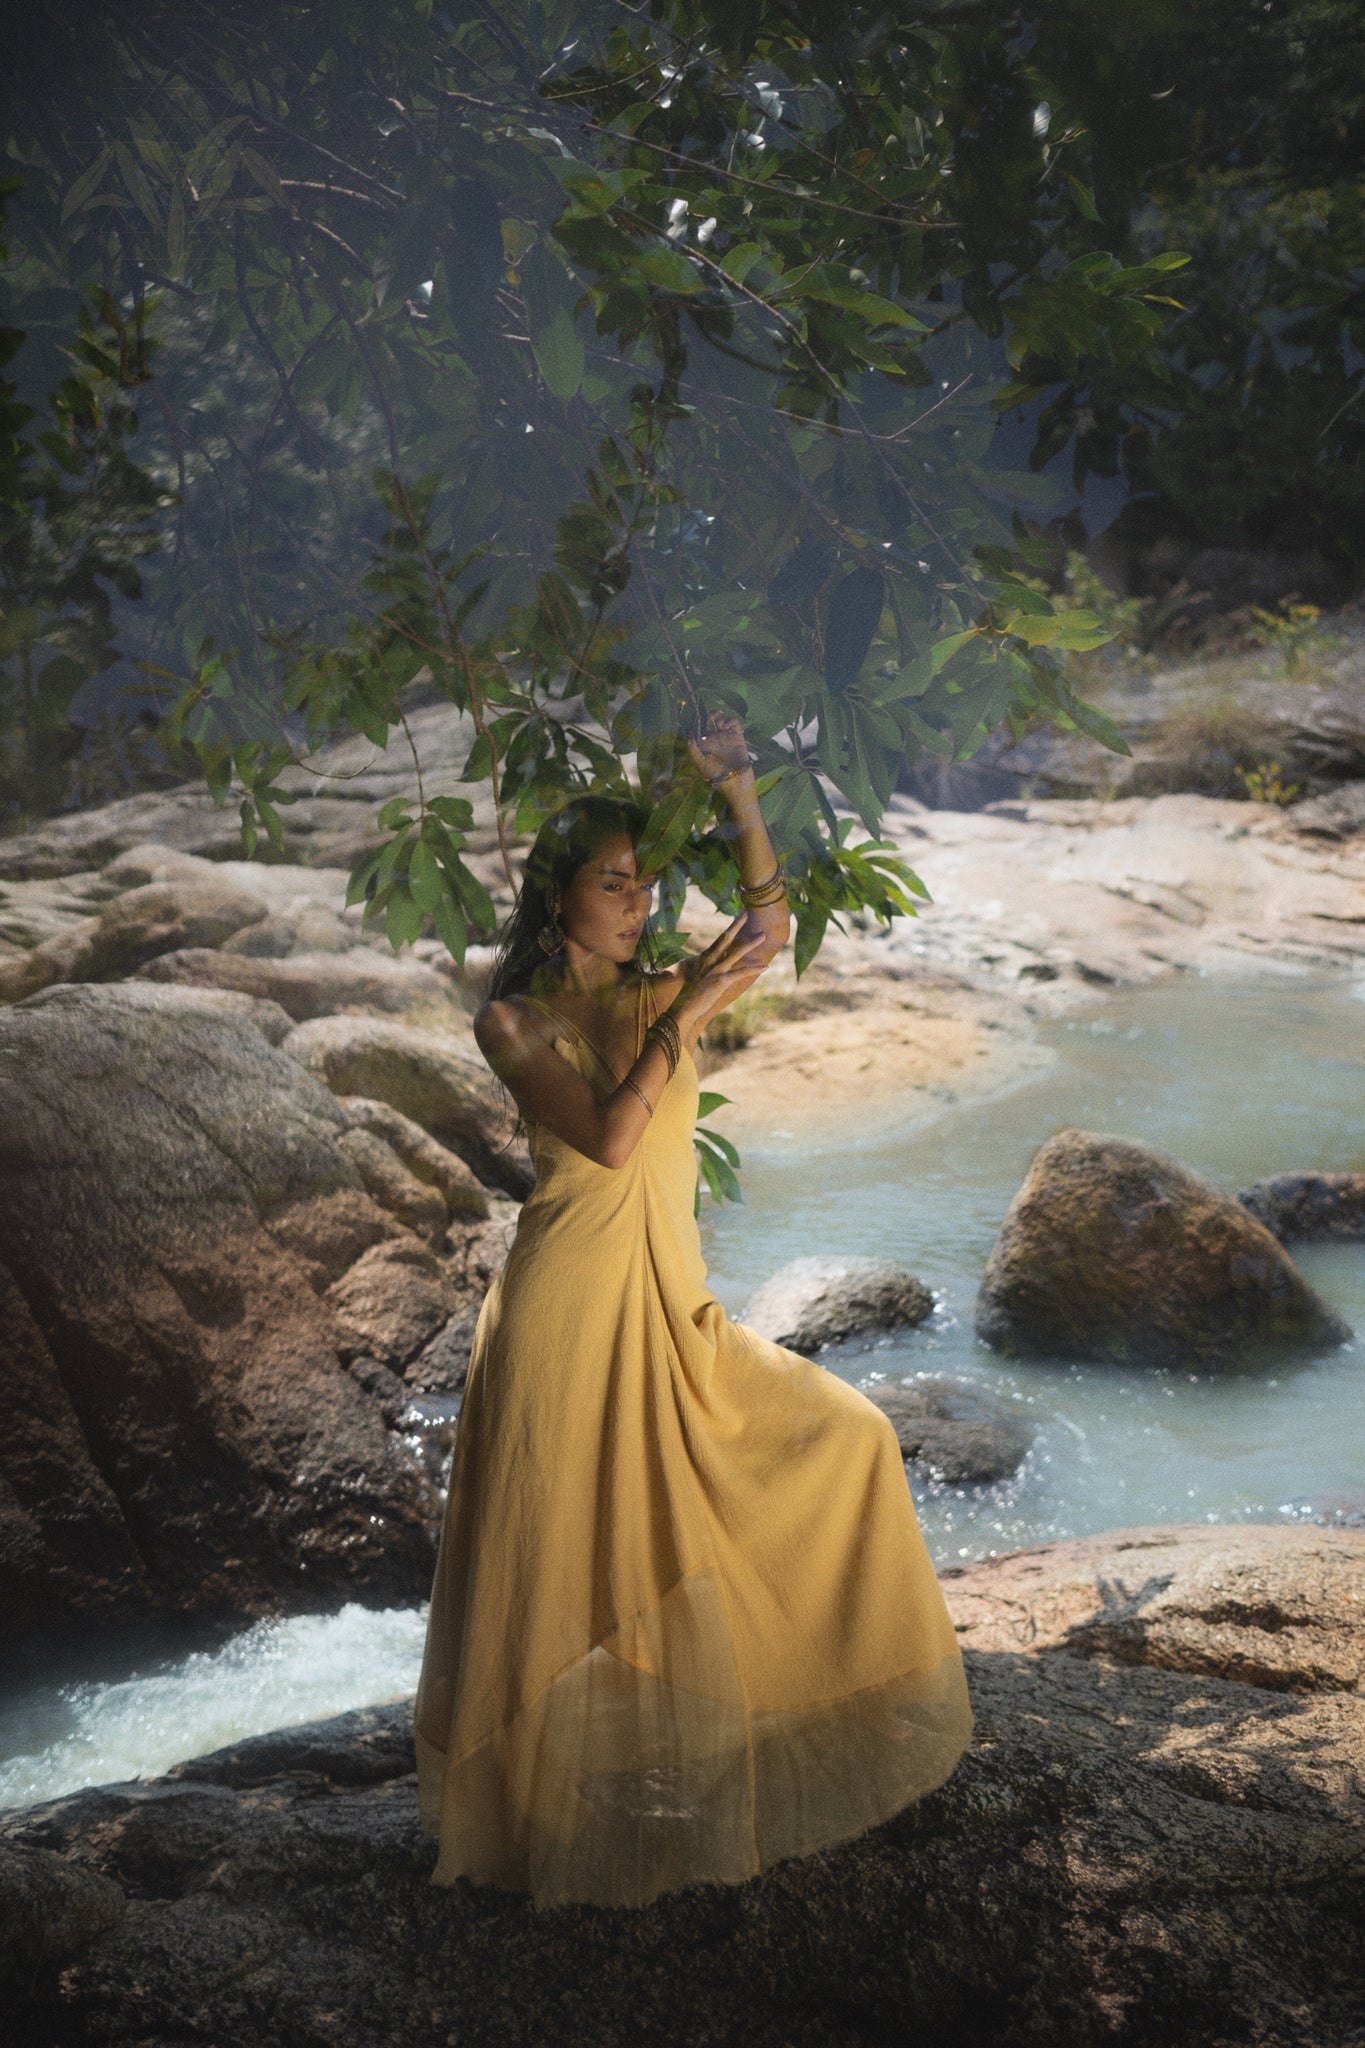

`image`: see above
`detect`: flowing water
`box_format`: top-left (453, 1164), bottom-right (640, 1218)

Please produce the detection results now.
top-left (4, 973), bottom-right (1361, 1809)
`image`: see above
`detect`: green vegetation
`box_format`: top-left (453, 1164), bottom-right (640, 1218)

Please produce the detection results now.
top-left (1, 1), bottom-right (1360, 966)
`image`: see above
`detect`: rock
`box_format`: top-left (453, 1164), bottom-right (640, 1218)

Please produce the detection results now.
top-left (86, 842), bottom-right (233, 897)
top-left (1291, 778), bottom-right (1365, 839)
top-left (742, 1255), bottom-right (934, 1353)
top-left (136, 946), bottom-right (458, 1026)
top-left (0, 983), bottom-right (439, 1651)
top-left (406, 1302), bottom-right (483, 1394)
top-left (338, 1096), bottom-right (489, 1221)
top-left (336, 1126), bottom-right (451, 1243)
top-left (3, 1523), bottom-right (1360, 2048)
top-left (1238, 1171), bottom-right (1365, 1242)
top-left (0, 1840), bottom-right (126, 1987)
top-left (861, 1376), bottom-right (1031, 1483)
top-left (0, 703), bottom-right (497, 881)
top-left (345, 1355), bottom-right (410, 1426)
top-left (24, 974), bottom-right (297, 1046)
top-left (221, 903), bottom-right (360, 956)
top-left (283, 1013), bottom-right (531, 1198)
top-left (325, 1239), bottom-right (459, 1371)
top-left (0, 877), bottom-right (269, 1003)
top-left (976, 1129), bottom-right (1351, 1368)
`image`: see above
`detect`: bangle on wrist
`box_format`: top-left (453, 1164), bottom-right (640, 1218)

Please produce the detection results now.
top-left (738, 861), bottom-right (786, 908)
top-left (619, 1072), bottom-right (655, 1118)
top-left (708, 762), bottom-right (750, 788)
top-left (644, 1011), bottom-right (682, 1080)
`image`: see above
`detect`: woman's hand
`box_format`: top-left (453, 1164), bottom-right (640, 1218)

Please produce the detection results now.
top-left (671, 917), bottom-right (768, 1044)
top-left (686, 710), bottom-right (752, 789)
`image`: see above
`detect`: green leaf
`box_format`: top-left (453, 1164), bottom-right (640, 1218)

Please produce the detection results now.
top-left (408, 838), bottom-right (445, 913)
top-left (522, 242), bottom-right (584, 402)
top-left (720, 241), bottom-right (764, 283)
top-left (1002, 609), bottom-right (1114, 651)
top-left (377, 796), bottom-right (415, 830)
top-left (431, 890), bottom-right (468, 963)
top-left (385, 885), bottom-right (425, 950)
top-left (1066, 697), bottom-right (1133, 755)
top-left (427, 795), bottom-right (475, 830)
top-left (460, 735), bottom-right (493, 783)
top-left (887, 629), bottom-right (981, 700)
top-left (696, 1091), bottom-right (732, 1118)
top-left (345, 848), bottom-right (385, 909)
top-left (635, 779), bottom-right (711, 874)
top-left (1066, 174), bottom-right (1100, 223)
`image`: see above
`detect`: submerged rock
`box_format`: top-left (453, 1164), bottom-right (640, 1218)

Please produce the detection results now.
top-left (4, 1523), bottom-right (1360, 2048)
top-left (862, 1376), bottom-right (1031, 1484)
top-left (1237, 1171), bottom-right (1365, 1242)
top-left (977, 1129), bottom-right (1351, 1368)
top-left (743, 1255), bottom-right (933, 1353)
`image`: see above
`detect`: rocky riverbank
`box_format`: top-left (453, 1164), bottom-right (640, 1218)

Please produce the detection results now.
top-left (3, 1522), bottom-right (1361, 2048)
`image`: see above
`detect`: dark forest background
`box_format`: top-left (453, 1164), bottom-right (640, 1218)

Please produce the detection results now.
top-left (0, 0), bottom-right (1361, 950)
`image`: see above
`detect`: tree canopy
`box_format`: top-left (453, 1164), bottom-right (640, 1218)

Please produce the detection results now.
top-left (0, 2), bottom-right (1219, 961)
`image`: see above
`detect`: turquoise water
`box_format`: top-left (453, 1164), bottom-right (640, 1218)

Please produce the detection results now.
top-left (4, 973), bottom-right (1360, 1809)
top-left (701, 974), bottom-right (1365, 1560)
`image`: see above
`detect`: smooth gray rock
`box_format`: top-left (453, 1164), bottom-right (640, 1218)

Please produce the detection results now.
top-left (3, 1524), bottom-right (1360, 2048)
top-left (862, 1376), bottom-right (1031, 1483)
top-left (743, 1256), bottom-right (934, 1354)
top-left (283, 1013), bottom-right (531, 1198)
top-left (977, 1129), bottom-right (1351, 1367)
top-left (136, 945), bottom-right (458, 1025)
top-left (1290, 777), bottom-right (1365, 839)
top-left (0, 876), bottom-right (269, 1003)
top-left (1238, 1171), bottom-right (1365, 1242)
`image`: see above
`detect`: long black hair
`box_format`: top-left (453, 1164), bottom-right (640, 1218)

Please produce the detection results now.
top-left (488, 795), bottom-right (656, 1002)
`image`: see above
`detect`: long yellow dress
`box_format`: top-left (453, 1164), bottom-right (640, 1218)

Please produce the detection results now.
top-left (414, 979), bottom-right (972, 1909)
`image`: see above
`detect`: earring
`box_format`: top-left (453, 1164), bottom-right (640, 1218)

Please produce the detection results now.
top-left (538, 910), bottom-right (565, 956)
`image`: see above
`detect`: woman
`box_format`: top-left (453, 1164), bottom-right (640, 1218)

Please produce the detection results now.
top-left (415, 715), bottom-right (972, 1909)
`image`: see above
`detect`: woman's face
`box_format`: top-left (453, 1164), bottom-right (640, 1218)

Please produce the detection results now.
top-left (557, 833), bottom-right (655, 966)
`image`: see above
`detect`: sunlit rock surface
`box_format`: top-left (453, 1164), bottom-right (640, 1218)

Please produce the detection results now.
top-left (3, 1523), bottom-right (1360, 2048)
top-left (977, 1128), bottom-right (1351, 1368)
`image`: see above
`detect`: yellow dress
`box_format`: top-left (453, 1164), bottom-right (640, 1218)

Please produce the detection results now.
top-left (414, 979), bottom-right (972, 1908)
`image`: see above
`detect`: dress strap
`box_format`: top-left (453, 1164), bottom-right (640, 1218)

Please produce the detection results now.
top-left (513, 993), bottom-right (621, 1087)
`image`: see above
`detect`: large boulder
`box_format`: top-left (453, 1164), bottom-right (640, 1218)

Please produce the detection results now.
top-left (283, 1013), bottom-right (531, 1198)
top-left (1238, 1171), bottom-right (1365, 1242)
top-left (338, 1095), bottom-right (489, 1222)
top-left (136, 946), bottom-right (459, 1026)
top-left (742, 1255), bottom-right (933, 1353)
top-left (0, 878), bottom-right (269, 1003)
top-left (0, 983), bottom-right (447, 1650)
top-left (976, 1129), bottom-right (1351, 1367)
top-left (862, 1375), bottom-right (1031, 1484)
top-left (326, 1239), bottom-right (460, 1370)
top-left (3, 1523), bottom-right (1360, 2048)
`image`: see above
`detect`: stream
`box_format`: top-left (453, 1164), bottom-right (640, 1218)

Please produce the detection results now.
top-left (4, 973), bottom-right (1361, 1810)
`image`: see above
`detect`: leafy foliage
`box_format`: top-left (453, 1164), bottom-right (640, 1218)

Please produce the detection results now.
top-left (0, 184), bottom-right (166, 826)
top-left (0, 0), bottom-right (1197, 952)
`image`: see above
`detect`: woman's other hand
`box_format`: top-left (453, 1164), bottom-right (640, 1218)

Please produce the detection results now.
top-left (686, 711), bottom-right (752, 789)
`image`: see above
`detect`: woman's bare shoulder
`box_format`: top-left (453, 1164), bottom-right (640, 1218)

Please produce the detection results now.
top-left (474, 996), bottom-right (533, 1061)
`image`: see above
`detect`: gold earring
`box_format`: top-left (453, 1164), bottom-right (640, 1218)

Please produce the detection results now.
top-left (538, 905), bottom-right (565, 955)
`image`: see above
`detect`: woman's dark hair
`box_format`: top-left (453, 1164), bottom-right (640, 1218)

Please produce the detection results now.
top-left (487, 796), bottom-right (655, 1001)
